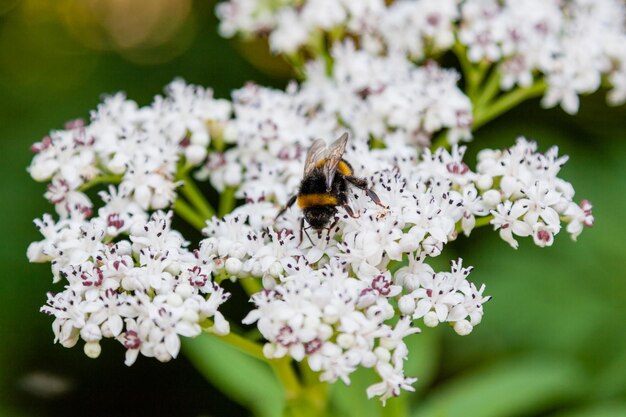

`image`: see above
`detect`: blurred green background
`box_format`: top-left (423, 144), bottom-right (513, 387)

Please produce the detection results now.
top-left (0, 1), bottom-right (624, 416)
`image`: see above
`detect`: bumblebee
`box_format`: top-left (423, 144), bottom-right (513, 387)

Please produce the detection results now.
top-left (276, 133), bottom-right (385, 238)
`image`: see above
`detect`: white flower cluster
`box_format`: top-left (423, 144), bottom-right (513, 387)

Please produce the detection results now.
top-left (417, 139), bottom-right (594, 248)
top-left (459, 0), bottom-right (626, 113)
top-left (216, 0), bottom-right (626, 112)
top-left (29, 79), bottom-right (231, 213)
top-left (245, 262), bottom-right (421, 402)
top-left (216, 0), bottom-right (459, 57)
top-left (31, 211), bottom-right (230, 366)
top-left (477, 139), bottom-right (595, 247)
top-left (192, 130), bottom-right (591, 399)
top-left (28, 80), bottom-right (233, 366)
top-left (196, 205), bottom-right (489, 402)
top-left (28, 80), bottom-right (594, 402)
top-left (302, 43), bottom-right (473, 145)
top-left (200, 53), bottom-right (472, 199)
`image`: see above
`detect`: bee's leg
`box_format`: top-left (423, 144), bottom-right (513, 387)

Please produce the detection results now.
top-left (342, 203), bottom-right (359, 218)
top-left (325, 217), bottom-right (340, 243)
top-left (300, 217), bottom-right (315, 246)
top-left (365, 188), bottom-right (386, 208)
top-left (275, 194), bottom-right (297, 221)
top-left (345, 176), bottom-right (387, 208)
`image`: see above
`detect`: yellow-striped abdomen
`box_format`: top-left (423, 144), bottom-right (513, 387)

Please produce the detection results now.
top-left (297, 193), bottom-right (338, 208)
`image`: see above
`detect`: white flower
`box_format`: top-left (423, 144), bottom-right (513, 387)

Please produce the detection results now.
top-left (564, 199), bottom-right (594, 241)
top-left (491, 201), bottom-right (533, 249)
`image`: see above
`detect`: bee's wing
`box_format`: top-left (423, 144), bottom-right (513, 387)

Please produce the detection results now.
top-left (304, 138), bottom-right (328, 175)
top-left (323, 132), bottom-right (349, 191)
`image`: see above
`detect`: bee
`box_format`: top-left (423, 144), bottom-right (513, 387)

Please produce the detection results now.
top-left (275, 132), bottom-right (385, 240)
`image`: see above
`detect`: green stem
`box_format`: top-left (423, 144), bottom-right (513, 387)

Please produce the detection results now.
top-left (271, 358), bottom-right (302, 401)
top-left (283, 53), bottom-right (306, 81)
top-left (299, 361), bottom-right (328, 413)
top-left (179, 175), bottom-right (215, 220)
top-left (173, 198), bottom-right (206, 230)
top-left (475, 67), bottom-right (502, 108)
top-left (240, 277), bottom-right (263, 296)
top-left (310, 29), bottom-right (333, 76)
top-left (473, 79), bottom-right (546, 130)
top-left (453, 40), bottom-right (489, 99)
top-left (219, 187), bottom-right (237, 217)
top-left (203, 326), bottom-right (266, 361)
top-left (78, 174), bottom-right (122, 192)
top-left (211, 132), bottom-right (225, 153)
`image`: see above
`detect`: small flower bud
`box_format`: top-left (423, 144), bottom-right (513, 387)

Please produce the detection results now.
top-left (263, 343), bottom-right (276, 358)
top-left (176, 283), bottom-right (194, 298)
top-left (361, 352), bottom-right (377, 368)
top-left (424, 311), bottom-right (440, 327)
top-left (185, 145), bottom-right (207, 166)
top-left (250, 261), bottom-right (263, 277)
top-left (454, 320), bottom-right (473, 336)
top-left (165, 261), bottom-right (182, 276)
top-left (476, 175), bottom-right (493, 190)
top-left (151, 193), bottom-right (170, 210)
top-left (116, 240), bottom-right (132, 256)
top-left (167, 293), bottom-right (183, 307)
top-left (318, 324), bottom-right (333, 340)
top-left (107, 155), bottom-right (126, 174)
top-left (84, 341), bottom-right (101, 359)
top-left (303, 316), bottom-right (320, 329)
top-left (27, 242), bottom-right (49, 263)
top-left (337, 334), bottom-right (355, 349)
top-left (182, 309), bottom-right (200, 323)
top-left (268, 261), bottom-right (283, 278)
top-left (29, 160), bottom-right (56, 181)
top-left (374, 347), bottom-right (391, 363)
top-left (230, 243), bottom-right (247, 259)
top-left (379, 337), bottom-right (397, 350)
top-left (225, 257), bottom-right (243, 275)
top-left (154, 345), bottom-right (172, 362)
top-left (212, 312), bottom-right (230, 336)
top-left (398, 295), bottom-right (416, 315)
top-left (482, 189), bottom-right (501, 207)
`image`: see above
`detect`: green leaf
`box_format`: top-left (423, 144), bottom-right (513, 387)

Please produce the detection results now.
top-left (183, 334), bottom-right (285, 417)
top-left (548, 402), bottom-right (626, 417)
top-left (589, 348), bottom-right (626, 400)
top-left (404, 328), bottom-right (441, 396)
top-left (329, 367), bottom-right (382, 417)
top-left (412, 355), bottom-right (585, 417)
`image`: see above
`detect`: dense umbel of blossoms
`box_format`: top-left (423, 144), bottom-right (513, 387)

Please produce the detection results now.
top-left (216, 0), bottom-right (626, 113)
top-left (28, 80), bottom-right (593, 401)
top-left (29, 80), bottom-right (231, 213)
top-left (198, 52), bottom-right (472, 201)
top-left (31, 211), bottom-right (231, 366)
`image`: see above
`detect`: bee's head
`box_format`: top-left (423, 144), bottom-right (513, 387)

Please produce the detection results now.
top-left (304, 206), bottom-right (336, 230)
